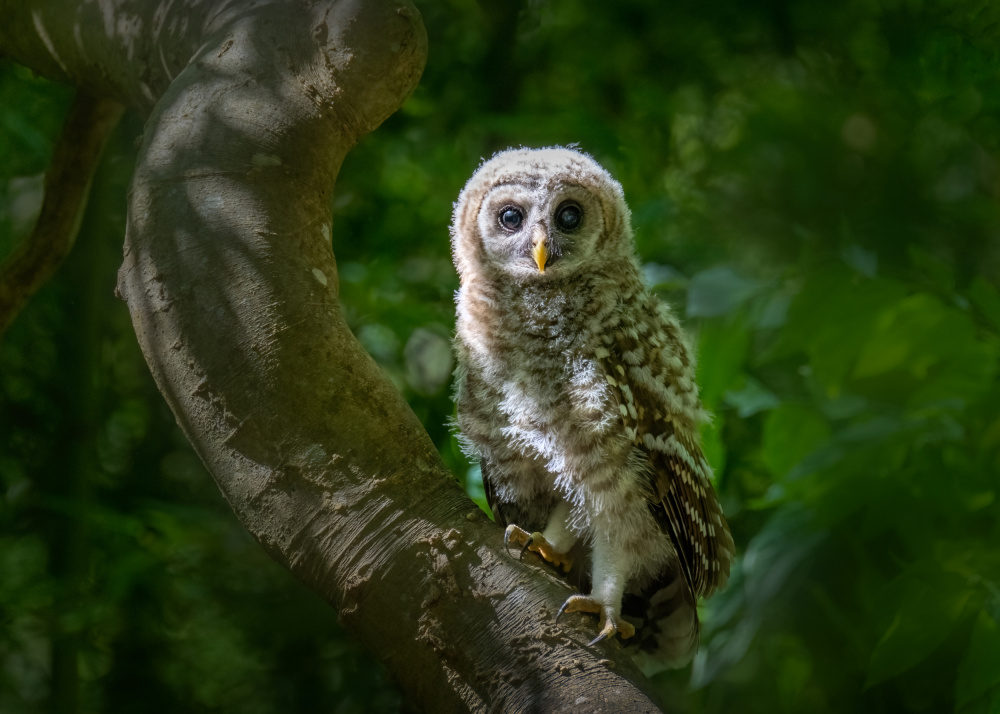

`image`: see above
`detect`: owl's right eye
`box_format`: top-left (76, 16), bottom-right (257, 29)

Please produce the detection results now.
top-left (498, 206), bottom-right (523, 232)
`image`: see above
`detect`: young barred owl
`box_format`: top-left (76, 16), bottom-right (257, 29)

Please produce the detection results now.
top-left (450, 147), bottom-right (734, 666)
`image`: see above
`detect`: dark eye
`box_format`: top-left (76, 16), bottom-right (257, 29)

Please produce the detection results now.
top-left (498, 206), bottom-right (523, 232)
top-left (556, 202), bottom-right (582, 231)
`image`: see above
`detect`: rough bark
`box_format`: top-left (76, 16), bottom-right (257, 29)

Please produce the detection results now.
top-left (0, 1), bottom-right (667, 711)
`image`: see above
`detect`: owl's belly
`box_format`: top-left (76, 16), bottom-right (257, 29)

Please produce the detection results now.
top-left (493, 350), bottom-right (630, 483)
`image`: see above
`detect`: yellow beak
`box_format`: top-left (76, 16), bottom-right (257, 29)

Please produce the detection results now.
top-left (533, 238), bottom-right (548, 273)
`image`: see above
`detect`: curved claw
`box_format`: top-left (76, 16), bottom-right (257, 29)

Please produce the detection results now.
top-left (589, 617), bottom-right (626, 646)
top-left (556, 594), bottom-right (635, 645)
top-left (502, 524), bottom-right (573, 572)
top-left (519, 534), bottom-right (535, 560)
top-left (555, 598), bottom-right (572, 624)
top-left (588, 631), bottom-right (610, 647)
top-left (503, 524), bottom-right (527, 555)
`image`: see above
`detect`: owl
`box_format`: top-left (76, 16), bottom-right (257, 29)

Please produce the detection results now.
top-left (450, 147), bottom-right (734, 665)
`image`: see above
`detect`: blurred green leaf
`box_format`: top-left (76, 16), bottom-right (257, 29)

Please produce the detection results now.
top-left (957, 605), bottom-right (1000, 708)
top-left (851, 295), bottom-right (990, 398)
top-left (772, 269), bottom-right (908, 392)
top-left (464, 464), bottom-right (493, 520)
top-left (701, 415), bottom-right (726, 477)
top-left (696, 315), bottom-right (751, 411)
top-left (724, 376), bottom-right (780, 418)
top-left (969, 277), bottom-right (1000, 332)
top-left (841, 243), bottom-right (877, 278)
top-left (687, 266), bottom-right (761, 318)
top-left (866, 566), bottom-right (972, 688)
top-left (908, 245), bottom-right (955, 291)
top-left (762, 405), bottom-right (831, 479)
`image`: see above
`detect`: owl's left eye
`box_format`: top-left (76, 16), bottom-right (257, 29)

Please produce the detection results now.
top-left (555, 202), bottom-right (582, 231)
top-left (498, 206), bottom-right (523, 232)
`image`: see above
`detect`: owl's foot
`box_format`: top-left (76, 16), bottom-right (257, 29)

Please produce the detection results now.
top-left (556, 594), bottom-right (636, 646)
top-left (503, 524), bottom-right (574, 573)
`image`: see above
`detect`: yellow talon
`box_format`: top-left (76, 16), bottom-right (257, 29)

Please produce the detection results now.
top-left (556, 594), bottom-right (635, 645)
top-left (503, 524), bottom-right (573, 572)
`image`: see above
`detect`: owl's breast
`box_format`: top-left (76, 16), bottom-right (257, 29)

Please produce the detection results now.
top-left (455, 281), bottom-right (633, 477)
top-left (481, 331), bottom-right (628, 467)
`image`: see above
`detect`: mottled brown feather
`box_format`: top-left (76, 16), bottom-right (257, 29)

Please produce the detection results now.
top-left (600, 319), bottom-right (734, 599)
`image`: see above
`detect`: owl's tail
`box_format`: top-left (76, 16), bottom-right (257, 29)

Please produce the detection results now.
top-left (624, 564), bottom-right (700, 668)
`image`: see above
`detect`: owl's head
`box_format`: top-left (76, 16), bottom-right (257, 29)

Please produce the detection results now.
top-left (451, 147), bottom-right (634, 283)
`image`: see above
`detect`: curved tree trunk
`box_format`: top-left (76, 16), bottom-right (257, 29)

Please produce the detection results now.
top-left (0, 1), bottom-right (666, 711)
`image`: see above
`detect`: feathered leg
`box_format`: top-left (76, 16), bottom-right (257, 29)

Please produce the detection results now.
top-left (557, 531), bottom-right (636, 644)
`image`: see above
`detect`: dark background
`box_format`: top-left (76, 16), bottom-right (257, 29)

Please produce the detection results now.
top-left (2, 0), bottom-right (999, 711)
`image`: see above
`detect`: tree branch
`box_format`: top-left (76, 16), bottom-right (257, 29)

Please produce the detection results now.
top-left (0, 1), bottom-right (666, 710)
top-left (0, 94), bottom-right (123, 337)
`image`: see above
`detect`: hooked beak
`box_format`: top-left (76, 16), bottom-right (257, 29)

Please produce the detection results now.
top-left (531, 225), bottom-right (548, 273)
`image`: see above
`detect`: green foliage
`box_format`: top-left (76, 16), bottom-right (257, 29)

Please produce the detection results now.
top-left (689, 257), bottom-right (1000, 713)
top-left (3, 0), bottom-right (1000, 711)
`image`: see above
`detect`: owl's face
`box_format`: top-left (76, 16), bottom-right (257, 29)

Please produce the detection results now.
top-left (452, 147), bottom-right (632, 284)
top-left (475, 177), bottom-right (605, 280)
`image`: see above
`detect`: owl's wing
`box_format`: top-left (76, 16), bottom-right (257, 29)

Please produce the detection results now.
top-left (644, 429), bottom-right (732, 599)
top-left (599, 322), bottom-right (735, 599)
